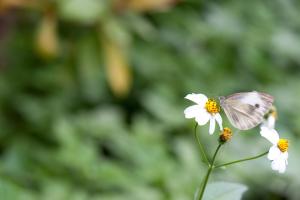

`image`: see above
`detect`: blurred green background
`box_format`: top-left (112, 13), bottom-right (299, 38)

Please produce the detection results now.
top-left (0, 0), bottom-right (300, 199)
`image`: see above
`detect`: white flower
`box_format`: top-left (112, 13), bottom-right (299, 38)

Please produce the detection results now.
top-left (260, 127), bottom-right (289, 173)
top-left (184, 93), bottom-right (223, 135)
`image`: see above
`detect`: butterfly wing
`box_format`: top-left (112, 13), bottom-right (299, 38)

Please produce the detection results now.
top-left (222, 102), bottom-right (266, 130)
top-left (220, 91), bottom-right (274, 130)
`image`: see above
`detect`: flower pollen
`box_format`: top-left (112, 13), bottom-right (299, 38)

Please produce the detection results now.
top-left (277, 139), bottom-right (288, 152)
top-left (219, 127), bottom-right (232, 143)
top-left (205, 98), bottom-right (219, 114)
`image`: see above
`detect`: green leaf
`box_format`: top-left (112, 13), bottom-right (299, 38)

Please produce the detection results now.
top-left (0, 181), bottom-right (18, 200)
top-left (202, 182), bottom-right (247, 200)
top-left (0, 180), bottom-right (36, 200)
top-left (57, 0), bottom-right (107, 24)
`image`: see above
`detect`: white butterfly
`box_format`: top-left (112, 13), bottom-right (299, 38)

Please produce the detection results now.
top-left (219, 91), bottom-right (274, 130)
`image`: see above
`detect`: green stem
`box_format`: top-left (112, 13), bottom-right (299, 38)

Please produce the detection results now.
top-left (194, 124), bottom-right (210, 165)
top-left (198, 144), bottom-right (222, 200)
top-left (214, 151), bottom-right (268, 169)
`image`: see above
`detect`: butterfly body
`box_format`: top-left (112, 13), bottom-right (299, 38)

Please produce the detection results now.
top-left (220, 91), bottom-right (274, 130)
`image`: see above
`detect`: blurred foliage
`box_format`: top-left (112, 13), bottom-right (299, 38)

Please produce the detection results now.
top-left (0, 0), bottom-right (300, 199)
top-left (203, 182), bottom-right (247, 200)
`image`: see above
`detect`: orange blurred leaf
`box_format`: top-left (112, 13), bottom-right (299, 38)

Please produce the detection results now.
top-left (36, 10), bottom-right (59, 59)
top-left (102, 37), bottom-right (132, 98)
top-left (116, 0), bottom-right (179, 12)
top-left (0, 0), bottom-right (36, 12)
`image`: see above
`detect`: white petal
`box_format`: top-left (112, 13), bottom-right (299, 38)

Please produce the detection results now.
top-left (185, 93), bottom-right (208, 106)
top-left (271, 159), bottom-right (280, 171)
top-left (209, 117), bottom-right (216, 135)
top-left (195, 111), bottom-right (210, 126)
top-left (276, 153), bottom-right (288, 173)
top-left (214, 113), bottom-right (223, 130)
top-left (267, 116), bottom-right (276, 129)
top-left (184, 105), bottom-right (204, 119)
top-left (282, 152), bottom-right (288, 165)
top-left (268, 146), bottom-right (281, 160)
top-left (278, 163), bottom-right (286, 173)
top-left (260, 127), bottom-right (279, 145)
top-left (271, 160), bottom-right (279, 170)
top-left (281, 151), bottom-right (288, 159)
top-left (277, 158), bottom-right (287, 173)
top-left (271, 159), bottom-right (286, 173)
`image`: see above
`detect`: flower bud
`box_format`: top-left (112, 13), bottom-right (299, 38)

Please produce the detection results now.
top-left (219, 127), bottom-right (232, 143)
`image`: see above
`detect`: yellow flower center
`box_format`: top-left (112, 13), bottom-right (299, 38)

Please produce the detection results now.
top-left (205, 99), bottom-right (219, 114)
top-left (219, 127), bottom-right (232, 142)
top-left (277, 139), bottom-right (288, 152)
